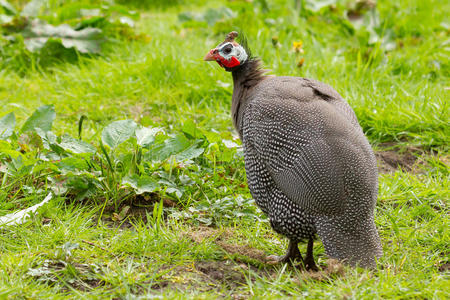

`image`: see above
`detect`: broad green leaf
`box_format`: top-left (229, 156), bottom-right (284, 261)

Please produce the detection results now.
top-left (0, 0), bottom-right (17, 15)
top-left (34, 129), bottom-right (68, 156)
top-left (22, 19), bottom-right (103, 53)
top-left (122, 174), bottom-right (138, 189)
top-left (56, 157), bottom-right (89, 173)
top-left (101, 119), bottom-right (137, 150)
top-left (31, 160), bottom-right (58, 174)
top-left (0, 112), bottom-right (15, 140)
top-left (135, 177), bottom-right (159, 194)
top-left (64, 172), bottom-right (102, 201)
top-left (182, 120), bottom-right (203, 139)
top-left (35, 128), bottom-right (57, 150)
top-left (203, 130), bottom-right (221, 143)
top-left (20, 0), bottom-right (45, 17)
top-left (135, 126), bottom-right (161, 147)
top-left (147, 134), bottom-right (191, 161)
top-left (175, 143), bottom-right (204, 161)
top-left (20, 105), bottom-right (55, 133)
top-left (59, 134), bottom-right (96, 154)
top-left (122, 174), bottom-right (159, 194)
top-left (166, 187), bottom-right (183, 198)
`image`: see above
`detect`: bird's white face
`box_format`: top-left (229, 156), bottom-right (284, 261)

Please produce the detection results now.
top-left (217, 42), bottom-right (248, 64)
top-left (204, 41), bottom-right (248, 69)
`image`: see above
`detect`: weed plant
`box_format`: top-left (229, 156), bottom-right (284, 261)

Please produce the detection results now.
top-left (0, 0), bottom-right (448, 298)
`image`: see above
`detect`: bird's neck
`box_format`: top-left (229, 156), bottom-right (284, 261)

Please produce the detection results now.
top-left (231, 59), bottom-right (266, 134)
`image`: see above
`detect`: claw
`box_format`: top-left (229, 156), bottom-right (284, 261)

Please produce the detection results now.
top-left (266, 257), bottom-right (281, 265)
top-left (266, 238), bottom-right (319, 271)
top-left (305, 261), bottom-right (319, 271)
top-left (266, 254), bottom-right (290, 265)
top-left (266, 240), bottom-right (303, 265)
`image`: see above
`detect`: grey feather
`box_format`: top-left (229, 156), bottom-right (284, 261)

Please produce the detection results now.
top-left (228, 58), bottom-right (382, 268)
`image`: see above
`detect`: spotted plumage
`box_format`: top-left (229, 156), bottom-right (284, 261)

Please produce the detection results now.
top-left (205, 32), bottom-right (382, 269)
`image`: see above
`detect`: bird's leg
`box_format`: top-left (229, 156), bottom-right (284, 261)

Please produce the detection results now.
top-left (304, 237), bottom-right (319, 271)
top-left (267, 239), bottom-right (303, 264)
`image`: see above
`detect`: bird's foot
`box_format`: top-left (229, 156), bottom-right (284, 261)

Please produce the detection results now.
top-left (266, 254), bottom-right (318, 271)
top-left (304, 258), bottom-right (319, 271)
top-left (304, 237), bottom-right (319, 271)
top-left (266, 254), bottom-right (300, 265)
top-left (266, 239), bottom-right (303, 266)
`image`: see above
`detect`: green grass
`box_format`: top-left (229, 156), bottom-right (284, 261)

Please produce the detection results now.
top-left (0, 0), bottom-right (449, 298)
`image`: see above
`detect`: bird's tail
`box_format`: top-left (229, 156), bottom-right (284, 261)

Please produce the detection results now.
top-left (315, 214), bottom-right (383, 269)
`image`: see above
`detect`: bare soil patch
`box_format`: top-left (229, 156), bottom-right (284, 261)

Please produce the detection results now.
top-left (186, 226), bottom-right (269, 263)
top-left (375, 144), bottom-right (427, 173)
top-left (143, 258), bottom-right (346, 298)
top-left (188, 226), bottom-right (219, 243)
top-left (216, 240), bottom-right (268, 263)
top-left (194, 260), bottom-right (248, 287)
top-left (143, 261), bottom-right (255, 296)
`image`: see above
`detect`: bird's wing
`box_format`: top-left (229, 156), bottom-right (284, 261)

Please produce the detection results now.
top-left (302, 77), bottom-right (361, 129)
top-left (243, 81), bottom-right (357, 216)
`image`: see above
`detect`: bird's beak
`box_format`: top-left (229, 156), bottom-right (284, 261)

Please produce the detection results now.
top-left (204, 49), bottom-right (217, 61)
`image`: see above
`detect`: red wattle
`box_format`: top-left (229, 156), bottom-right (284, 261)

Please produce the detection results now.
top-left (216, 56), bottom-right (240, 68)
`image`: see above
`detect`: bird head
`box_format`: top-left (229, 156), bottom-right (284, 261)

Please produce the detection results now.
top-left (204, 31), bottom-right (249, 71)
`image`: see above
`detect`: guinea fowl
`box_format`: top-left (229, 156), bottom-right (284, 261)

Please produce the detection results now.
top-left (204, 32), bottom-right (383, 269)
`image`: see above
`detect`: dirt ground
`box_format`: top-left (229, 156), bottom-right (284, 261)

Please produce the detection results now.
top-left (375, 147), bottom-right (423, 173)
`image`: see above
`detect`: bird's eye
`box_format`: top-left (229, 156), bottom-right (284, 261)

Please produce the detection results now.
top-left (223, 46), bottom-right (232, 54)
